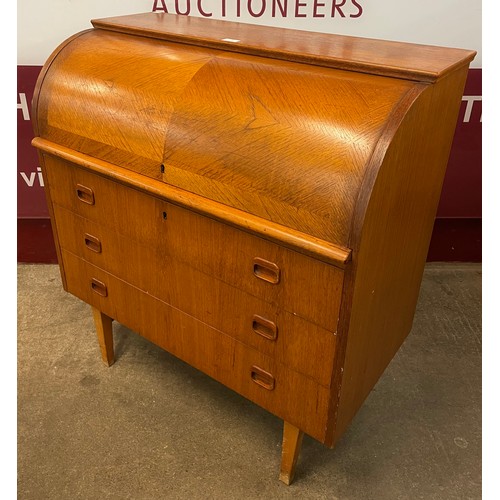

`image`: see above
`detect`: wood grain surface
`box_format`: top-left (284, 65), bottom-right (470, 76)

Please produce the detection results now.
top-left (33, 25), bottom-right (417, 247)
top-left (31, 12), bottom-right (475, 483)
top-left (160, 54), bottom-right (412, 244)
top-left (42, 154), bottom-right (345, 331)
top-left (62, 250), bottom-right (331, 442)
top-left (280, 421), bottom-right (304, 485)
top-left (91, 306), bottom-right (114, 366)
top-left (329, 66), bottom-right (472, 446)
top-left (92, 12), bottom-right (476, 82)
top-left (53, 204), bottom-right (338, 386)
top-left (34, 139), bottom-right (351, 268)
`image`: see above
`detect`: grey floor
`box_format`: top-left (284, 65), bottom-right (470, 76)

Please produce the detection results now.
top-left (18, 263), bottom-right (481, 500)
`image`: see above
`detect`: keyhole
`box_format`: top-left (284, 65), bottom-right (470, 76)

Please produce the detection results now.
top-left (162, 211), bottom-right (167, 220)
top-left (160, 164), bottom-right (165, 173)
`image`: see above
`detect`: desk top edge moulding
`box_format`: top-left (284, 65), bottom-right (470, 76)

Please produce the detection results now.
top-left (31, 12), bottom-right (475, 485)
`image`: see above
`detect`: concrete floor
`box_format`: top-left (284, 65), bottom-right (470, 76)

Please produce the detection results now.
top-left (18, 263), bottom-right (481, 499)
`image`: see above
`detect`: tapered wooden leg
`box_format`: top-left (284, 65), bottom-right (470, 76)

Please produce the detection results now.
top-left (279, 421), bottom-right (304, 485)
top-left (91, 306), bottom-right (114, 366)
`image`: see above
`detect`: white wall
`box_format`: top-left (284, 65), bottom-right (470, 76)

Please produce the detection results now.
top-left (18, 0), bottom-right (481, 66)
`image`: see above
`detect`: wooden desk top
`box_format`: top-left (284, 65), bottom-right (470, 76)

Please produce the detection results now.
top-left (92, 12), bottom-right (476, 83)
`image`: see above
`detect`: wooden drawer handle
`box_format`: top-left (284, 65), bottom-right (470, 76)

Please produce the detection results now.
top-left (84, 233), bottom-right (102, 253)
top-left (252, 315), bottom-right (278, 341)
top-left (90, 278), bottom-right (108, 297)
top-left (251, 365), bottom-right (275, 391)
top-left (253, 258), bottom-right (280, 284)
top-left (76, 184), bottom-right (95, 205)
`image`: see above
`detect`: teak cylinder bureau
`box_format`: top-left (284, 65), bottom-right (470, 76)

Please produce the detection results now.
top-left (31, 12), bottom-right (475, 485)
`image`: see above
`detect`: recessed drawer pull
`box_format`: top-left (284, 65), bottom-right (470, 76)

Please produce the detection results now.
top-left (84, 233), bottom-right (102, 253)
top-left (76, 184), bottom-right (95, 205)
top-left (252, 315), bottom-right (278, 341)
top-left (90, 278), bottom-right (108, 297)
top-left (251, 365), bottom-right (275, 391)
top-left (253, 257), bottom-right (280, 284)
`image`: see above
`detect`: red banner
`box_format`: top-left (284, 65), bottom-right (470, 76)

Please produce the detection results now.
top-left (437, 68), bottom-right (482, 217)
top-left (18, 66), bottom-right (47, 218)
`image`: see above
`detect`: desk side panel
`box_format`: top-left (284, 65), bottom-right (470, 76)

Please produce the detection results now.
top-left (330, 65), bottom-right (470, 446)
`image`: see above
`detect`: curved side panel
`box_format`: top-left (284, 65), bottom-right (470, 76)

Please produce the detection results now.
top-left (32, 29), bottom-right (94, 138)
top-left (328, 66), bottom-right (470, 445)
top-left (347, 84), bottom-right (428, 249)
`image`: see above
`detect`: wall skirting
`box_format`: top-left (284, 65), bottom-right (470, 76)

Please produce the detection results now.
top-left (18, 218), bottom-right (57, 264)
top-left (426, 217), bottom-right (481, 262)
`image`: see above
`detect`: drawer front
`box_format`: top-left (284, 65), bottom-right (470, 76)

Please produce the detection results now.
top-left (54, 205), bottom-right (336, 386)
top-left (61, 250), bottom-right (331, 443)
top-left (45, 155), bottom-right (344, 332)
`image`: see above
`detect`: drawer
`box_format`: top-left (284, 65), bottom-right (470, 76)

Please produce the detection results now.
top-left (61, 250), bottom-right (331, 443)
top-left (45, 155), bottom-right (344, 331)
top-left (54, 205), bottom-right (336, 386)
